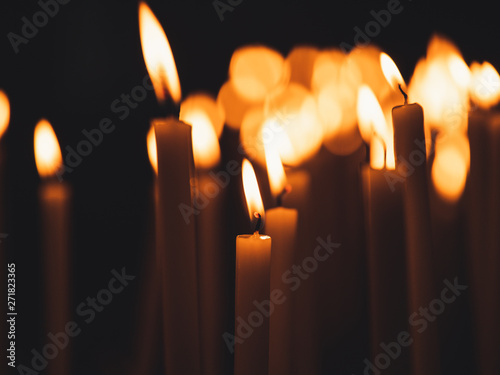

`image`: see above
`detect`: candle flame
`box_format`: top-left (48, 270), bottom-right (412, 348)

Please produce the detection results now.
top-left (34, 119), bottom-right (63, 178)
top-left (469, 61), bottom-right (500, 109)
top-left (357, 85), bottom-right (395, 169)
top-left (264, 140), bottom-right (287, 198)
top-left (139, 1), bottom-right (181, 104)
top-left (242, 159), bottom-right (265, 225)
top-left (147, 125), bottom-right (158, 175)
top-left (180, 107), bottom-right (221, 169)
top-left (380, 52), bottom-right (405, 91)
top-left (431, 132), bottom-right (469, 202)
top-left (0, 91), bottom-right (10, 140)
top-left (370, 135), bottom-right (385, 170)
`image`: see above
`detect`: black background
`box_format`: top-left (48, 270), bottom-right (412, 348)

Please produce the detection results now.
top-left (0, 0), bottom-right (498, 373)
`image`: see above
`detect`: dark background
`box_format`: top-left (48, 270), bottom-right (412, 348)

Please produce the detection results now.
top-left (0, 0), bottom-right (498, 373)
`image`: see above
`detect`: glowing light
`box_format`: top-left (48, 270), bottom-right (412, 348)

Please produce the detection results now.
top-left (180, 93), bottom-right (225, 138)
top-left (0, 90), bottom-right (10, 140)
top-left (264, 141), bottom-right (287, 198)
top-left (470, 61), bottom-right (500, 109)
top-left (147, 125), bottom-right (157, 175)
top-left (380, 52), bottom-right (405, 91)
top-left (139, 1), bottom-right (181, 104)
top-left (34, 119), bottom-right (63, 178)
top-left (242, 159), bottom-right (265, 224)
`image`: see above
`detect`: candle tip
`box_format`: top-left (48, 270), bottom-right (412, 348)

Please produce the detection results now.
top-left (253, 212), bottom-right (262, 233)
top-left (398, 84), bottom-right (408, 105)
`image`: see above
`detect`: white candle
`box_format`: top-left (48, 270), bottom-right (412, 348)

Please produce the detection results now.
top-left (235, 159), bottom-right (271, 375)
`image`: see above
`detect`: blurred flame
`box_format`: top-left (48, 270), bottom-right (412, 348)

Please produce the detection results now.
top-left (380, 52), bottom-right (405, 91)
top-left (370, 135), bottom-right (385, 170)
top-left (264, 141), bottom-right (287, 198)
top-left (147, 125), bottom-right (158, 175)
top-left (432, 132), bottom-right (469, 202)
top-left (408, 35), bottom-right (469, 136)
top-left (470, 61), bottom-right (500, 109)
top-left (242, 159), bottom-right (265, 224)
top-left (229, 45), bottom-right (289, 102)
top-left (180, 108), bottom-right (221, 169)
top-left (34, 119), bottom-right (63, 178)
top-left (286, 46), bottom-right (320, 89)
top-left (139, 2), bottom-right (181, 104)
top-left (357, 85), bottom-right (395, 169)
top-left (180, 93), bottom-right (225, 138)
top-left (0, 91), bottom-right (10, 140)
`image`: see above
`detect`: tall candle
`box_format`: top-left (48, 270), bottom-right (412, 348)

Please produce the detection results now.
top-left (235, 159), bottom-right (271, 375)
top-left (392, 91), bottom-right (440, 375)
top-left (34, 119), bottom-right (71, 375)
top-left (264, 144), bottom-right (298, 375)
top-left (139, 3), bottom-right (201, 373)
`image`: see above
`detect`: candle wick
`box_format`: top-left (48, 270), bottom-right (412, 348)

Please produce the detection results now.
top-left (253, 212), bottom-right (262, 233)
top-left (276, 185), bottom-right (292, 207)
top-left (398, 84), bottom-right (408, 105)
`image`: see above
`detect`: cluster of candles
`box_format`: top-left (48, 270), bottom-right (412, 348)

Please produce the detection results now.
top-left (2, 1), bottom-right (499, 374)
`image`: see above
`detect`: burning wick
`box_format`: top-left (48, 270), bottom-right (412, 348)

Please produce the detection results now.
top-left (398, 84), bottom-right (408, 105)
top-left (277, 185), bottom-right (292, 207)
top-left (253, 212), bottom-right (262, 234)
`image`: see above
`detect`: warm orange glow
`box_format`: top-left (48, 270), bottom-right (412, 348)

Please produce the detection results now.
top-left (180, 108), bottom-right (221, 169)
top-left (380, 52), bottom-right (405, 91)
top-left (34, 119), bottom-right (63, 178)
top-left (139, 2), bottom-right (181, 104)
top-left (229, 45), bottom-right (289, 102)
top-left (357, 85), bottom-right (395, 169)
top-left (0, 91), bottom-right (10, 140)
top-left (408, 35), bottom-right (469, 136)
top-left (370, 135), bottom-right (385, 170)
top-left (469, 61), bottom-right (500, 109)
top-left (217, 80), bottom-right (256, 130)
top-left (311, 49), bottom-right (346, 93)
top-left (432, 132), bottom-right (469, 202)
top-left (180, 93), bottom-right (225, 138)
top-left (242, 159), bottom-right (265, 224)
top-left (147, 125), bottom-right (157, 175)
top-left (286, 46), bottom-right (320, 89)
top-left (264, 141), bottom-right (287, 198)
top-left (264, 83), bottom-right (323, 166)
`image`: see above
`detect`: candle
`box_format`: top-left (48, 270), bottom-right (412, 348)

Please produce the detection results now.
top-left (357, 85), bottom-right (409, 374)
top-left (235, 159), bottom-right (271, 375)
top-left (264, 143), bottom-right (298, 375)
top-left (392, 91), bottom-right (441, 374)
top-left (180, 96), bottom-right (227, 375)
top-left (139, 3), bottom-right (200, 374)
top-left (34, 119), bottom-right (72, 375)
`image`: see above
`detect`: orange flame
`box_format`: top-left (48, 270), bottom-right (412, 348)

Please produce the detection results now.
top-left (431, 132), bottom-right (469, 202)
top-left (139, 2), bottom-right (181, 104)
top-left (147, 125), bottom-right (158, 175)
top-left (469, 61), bottom-right (500, 109)
top-left (0, 91), bottom-right (10, 140)
top-left (357, 85), bottom-right (395, 169)
top-left (34, 119), bottom-right (63, 178)
top-left (264, 141), bottom-right (287, 198)
top-left (242, 159), bottom-right (265, 224)
top-left (179, 107), bottom-right (221, 169)
top-left (380, 52), bottom-right (405, 91)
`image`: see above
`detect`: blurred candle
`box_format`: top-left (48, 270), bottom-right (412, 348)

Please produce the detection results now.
top-left (392, 90), bottom-right (440, 374)
top-left (264, 143), bottom-right (297, 375)
top-left (34, 119), bottom-right (71, 375)
top-left (180, 95), bottom-right (226, 375)
top-left (235, 159), bottom-right (271, 375)
top-left (139, 3), bottom-right (200, 374)
top-left (357, 87), bottom-right (409, 374)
